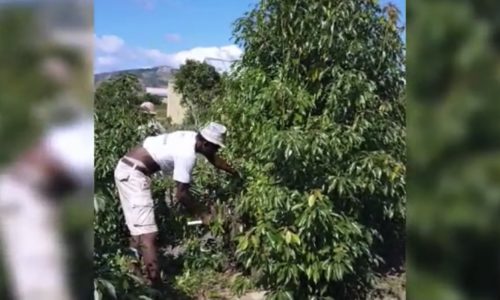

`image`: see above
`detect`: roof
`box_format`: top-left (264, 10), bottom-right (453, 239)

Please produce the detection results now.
top-left (146, 87), bottom-right (169, 97)
top-left (204, 58), bottom-right (239, 73)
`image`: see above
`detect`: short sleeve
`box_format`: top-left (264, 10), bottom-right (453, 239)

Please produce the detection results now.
top-left (173, 155), bottom-right (196, 184)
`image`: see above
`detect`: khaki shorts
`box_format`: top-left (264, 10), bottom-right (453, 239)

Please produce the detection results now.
top-left (114, 157), bottom-right (158, 236)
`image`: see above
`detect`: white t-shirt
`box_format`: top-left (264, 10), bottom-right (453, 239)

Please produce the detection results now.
top-left (43, 117), bottom-right (94, 189)
top-left (142, 131), bottom-right (197, 184)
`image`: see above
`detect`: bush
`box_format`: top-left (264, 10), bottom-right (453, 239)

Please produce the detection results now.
top-left (94, 74), bottom-right (172, 298)
top-left (190, 0), bottom-right (406, 298)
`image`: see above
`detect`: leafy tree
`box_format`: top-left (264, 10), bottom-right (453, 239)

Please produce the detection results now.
top-left (193, 0), bottom-right (405, 298)
top-left (173, 59), bottom-right (223, 124)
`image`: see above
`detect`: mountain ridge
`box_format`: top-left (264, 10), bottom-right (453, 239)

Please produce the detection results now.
top-left (94, 65), bottom-right (179, 88)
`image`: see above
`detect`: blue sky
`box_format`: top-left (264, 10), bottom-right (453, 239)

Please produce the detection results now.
top-left (95, 0), bottom-right (406, 73)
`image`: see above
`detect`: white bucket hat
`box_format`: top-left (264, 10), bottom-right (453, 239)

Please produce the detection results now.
top-left (140, 101), bottom-right (157, 115)
top-left (200, 122), bottom-right (227, 148)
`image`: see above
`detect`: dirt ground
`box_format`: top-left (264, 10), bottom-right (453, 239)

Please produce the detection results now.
top-left (368, 272), bottom-right (406, 300)
top-left (190, 272), bottom-right (406, 300)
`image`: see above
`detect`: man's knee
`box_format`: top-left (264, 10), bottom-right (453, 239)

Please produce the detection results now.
top-left (140, 232), bottom-right (157, 245)
top-left (138, 232), bottom-right (158, 261)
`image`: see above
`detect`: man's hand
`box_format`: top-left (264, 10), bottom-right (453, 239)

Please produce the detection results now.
top-left (176, 181), bottom-right (215, 224)
top-left (200, 211), bottom-right (213, 225)
top-left (205, 154), bottom-right (240, 178)
top-left (175, 181), bottom-right (200, 215)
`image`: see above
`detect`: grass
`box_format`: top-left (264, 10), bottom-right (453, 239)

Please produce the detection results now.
top-left (174, 269), bottom-right (256, 300)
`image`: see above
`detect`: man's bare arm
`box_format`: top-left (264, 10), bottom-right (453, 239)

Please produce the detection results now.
top-left (175, 181), bottom-right (211, 223)
top-left (175, 182), bottom-right (198, 214)
top-left (205, 154), bottom-right (239, 177)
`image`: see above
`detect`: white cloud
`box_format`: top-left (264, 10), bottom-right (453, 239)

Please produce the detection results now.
top-left (171, 45), bottom-right (242, 66)
top-left (95, 34), bottom-right (125, 54)
top-left (140, 48), bottom-right (171, 63)
top-left (165, 33), bottom-right (181, 43)
top-left (94, 34), bottom-right (243, 73)
top-left (97, 56), bottom-right (119, 67)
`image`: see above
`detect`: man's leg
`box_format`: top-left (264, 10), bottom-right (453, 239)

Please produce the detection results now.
top-left (115, 160), bottom-right (159, 287)
top-left (128, 236), bottom-right (143, 277)
top-left (139, 232), bottom-right (160, 288)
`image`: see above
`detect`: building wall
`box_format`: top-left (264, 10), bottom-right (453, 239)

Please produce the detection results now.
top-left (166, 83), bottom-right (186, 124)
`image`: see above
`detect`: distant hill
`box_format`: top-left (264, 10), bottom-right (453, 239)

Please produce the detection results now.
top-left (94, 66), bottom-right (178, 88)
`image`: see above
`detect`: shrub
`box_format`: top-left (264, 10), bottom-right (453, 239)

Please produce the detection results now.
top-left (192, 0), bottom-right (406, 298)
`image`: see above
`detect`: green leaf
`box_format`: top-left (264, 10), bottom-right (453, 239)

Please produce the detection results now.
top-left (240, 237), bottom-right (249, 251)
top-left (326, 264), bottom-right (333, 281)
top-left (245, 257), bottom-right (253, 268)
top-left (308, 194), bottom-right (316, 207)
top-left (285, 230), bottom-right (292, 244)
top-left (306, 266), bottom-right (313, 279)
top-left (251, 235), bottom-right (260, 247)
